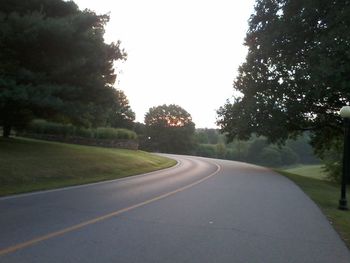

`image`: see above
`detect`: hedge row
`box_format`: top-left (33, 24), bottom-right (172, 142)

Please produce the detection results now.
top-left (26, 120), bottom-right (137, 140)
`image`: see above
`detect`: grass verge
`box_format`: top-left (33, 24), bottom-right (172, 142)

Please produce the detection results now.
top-left (276, 169), bottom-right (350, 249)
top-left (0, 137), bottom-right (176, 196)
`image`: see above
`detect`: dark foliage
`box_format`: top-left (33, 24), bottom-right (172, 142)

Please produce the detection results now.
top-left (0, 0), bottom-right (127, 136)
top-left (144, 104), bottom-right (196, 154)
top-left (217, 0), bottom-right (350, 156)
top-left (106, 89), bottom-right (135, 129)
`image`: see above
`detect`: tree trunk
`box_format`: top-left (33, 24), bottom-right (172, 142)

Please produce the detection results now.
top-left (3, 125), bottom-right (11, 138)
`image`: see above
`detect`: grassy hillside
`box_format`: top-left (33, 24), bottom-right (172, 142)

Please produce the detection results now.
top-left (0, 137), bottom-right (176, 196)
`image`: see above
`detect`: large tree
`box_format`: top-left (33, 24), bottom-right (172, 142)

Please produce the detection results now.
top-left (106, 89), bottom-right (135, 129)
top-left (217, 0), bottom-right (350, 155)
top-left (144, 104), bottom-right (196, 154)
top-left (0, 0), bottom-right (126, 137)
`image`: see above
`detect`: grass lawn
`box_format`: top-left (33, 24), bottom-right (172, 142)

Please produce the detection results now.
top-left (0, 137), bottom-right (176, 196)
top-left (283, 164), bottom-right (328, 180)
top-left (276, 169), bottom-right (350, 249)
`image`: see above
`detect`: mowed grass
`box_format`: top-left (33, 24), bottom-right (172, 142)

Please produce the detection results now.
top-left (276, 169), bottom-right (350, 249)
top-left (0, 137), bottom-right (176, 196)
top-left (284, 164), bottom-right (328, 180)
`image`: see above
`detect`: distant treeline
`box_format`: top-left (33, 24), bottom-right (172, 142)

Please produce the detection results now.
top-left (192, 129), bottom-right (320, 167)
top-left (17, 120), bottom-right (320, 168)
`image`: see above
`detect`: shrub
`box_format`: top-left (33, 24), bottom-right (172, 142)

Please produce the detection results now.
top-left (195, 144), bottom-right (217, 158)
top-left (75, 127), bottom-right (93, 138)
top-left (258, 147), bottom-right (282, 167)
top-left (94, 127), bottom-right (137, 140)
top-left (94, 127), bottom-right (118, 140)
top-left (27, 119), bottom-right (47, 134)
top-left (320, 138), bottom-right (343, 183)
top-left (116, 128), bottom-right (137, 140)
top-left (27, 120), bottom-right (74, 137)
top-left (25, 120), bottom-right (137, 141)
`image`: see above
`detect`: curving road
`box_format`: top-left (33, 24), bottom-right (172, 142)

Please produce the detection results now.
top-left (0, 155), bottom-right (349, 262)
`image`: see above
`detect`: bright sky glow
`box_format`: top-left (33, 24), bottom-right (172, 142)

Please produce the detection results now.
top-left (73, 0), bottom-right (255, 128)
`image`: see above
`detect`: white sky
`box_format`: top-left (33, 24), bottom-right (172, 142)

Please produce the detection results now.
top-left (73, 0), bottom-right (255, 128)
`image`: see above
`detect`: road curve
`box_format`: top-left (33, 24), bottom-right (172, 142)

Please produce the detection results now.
top-left (0, 155), bottom-right (349, 262)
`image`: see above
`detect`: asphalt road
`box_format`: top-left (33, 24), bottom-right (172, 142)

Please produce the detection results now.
top-left (1, 155), bottom-right (349, 262)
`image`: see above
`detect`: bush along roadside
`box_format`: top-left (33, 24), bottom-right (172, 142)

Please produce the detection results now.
top-left (19, 119), bottom-right (138, 150)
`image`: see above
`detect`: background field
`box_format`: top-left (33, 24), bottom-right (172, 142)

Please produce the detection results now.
top-left (283, 165), bottom-right (328, 180)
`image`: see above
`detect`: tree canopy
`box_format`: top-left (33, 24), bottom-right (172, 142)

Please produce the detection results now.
top-left (217, 0), bottom-right (350, 155)
top-left (0, 0), bottom-right (127, 136)
top-left (144, 104), bottom-right (195, 154)
top-left (106, 89), bottom-right (135, 129)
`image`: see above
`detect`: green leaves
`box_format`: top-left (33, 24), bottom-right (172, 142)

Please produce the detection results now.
top-left (0, 0), bottom-right (127, 136)
top-left (144, 104), bottom-right (196, 154)
top-left (106, 89), bottom-right (135, 129)
top-left (217, 0), bottom-right (350, 155)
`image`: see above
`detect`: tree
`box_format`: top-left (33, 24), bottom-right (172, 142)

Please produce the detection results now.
top-left (106, 89), bottom-right (135, 129)
top-left (144, 104), bottom-right (195, 154)
top-left (226, 139), bottom-right (250, 161)
top-left (195, 144), bottom-right (217, 158)
top-left (286, 133), bottom-right (319, 164)
top-left (206, 129), bottom-right (220, 144)
top-left (321, 139), bottom-right (343, 182)
top-left (279, 146), bottom-right (299, 166)
top-left (216, 143), bottom-right (227, 159)
top-left (194, 129), bottom-right (210, 144)
top-left (246, 137), bottom-right (267, 163)
top-left (217, 0), bottom-right (350, 155)
top-left (259, 147), bottom-right (282, 167)
top-left (0, 0), bottom-right (126, 137)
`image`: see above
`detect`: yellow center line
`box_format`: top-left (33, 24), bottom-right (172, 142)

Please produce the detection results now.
top-left (0, 163), bottom-right (221, 256)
